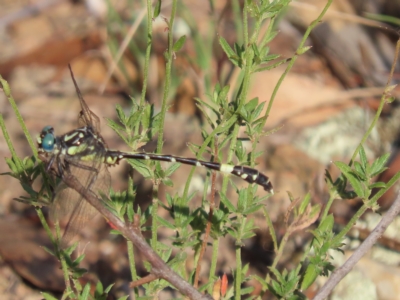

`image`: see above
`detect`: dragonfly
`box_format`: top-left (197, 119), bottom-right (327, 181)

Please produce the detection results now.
top-left (37, 65), bottom-right (273, 246)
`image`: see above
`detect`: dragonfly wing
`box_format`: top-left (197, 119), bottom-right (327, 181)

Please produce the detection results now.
top-left (91, 163), bottom-right (111, 200)
top-left (51, 183), bottom-right (98, 247)
top-left (67, 65), bottom-right (101, 133)
top-left (51, 157), bottom-right (111, 247)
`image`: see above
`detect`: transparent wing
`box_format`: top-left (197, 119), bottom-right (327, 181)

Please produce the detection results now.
top-left (68, 65), bottom-right (101, 133)
top-left (51, 158), bottom-right (111, 247)
top-left (50, 182), bottom-right (97, 246)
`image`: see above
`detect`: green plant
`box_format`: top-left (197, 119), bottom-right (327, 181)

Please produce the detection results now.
top-left (3, 0), bottom-right (400, 299)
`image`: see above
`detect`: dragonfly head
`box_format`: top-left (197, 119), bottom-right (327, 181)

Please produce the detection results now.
top-left (38, 125), bottom-right (56, 153)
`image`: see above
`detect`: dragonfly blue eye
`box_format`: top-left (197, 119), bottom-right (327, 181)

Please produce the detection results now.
top-left (42, 132), bottom-right (55, 152)
top-left (42, 125), bottom-right (54, 134)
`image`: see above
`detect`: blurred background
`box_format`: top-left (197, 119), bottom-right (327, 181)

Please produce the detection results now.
top-left (1, 0), bottom-right (400, 299)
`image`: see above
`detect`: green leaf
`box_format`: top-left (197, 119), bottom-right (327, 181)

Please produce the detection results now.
top-left (310, 204), bottom-right (321, 219)
top-left (215, 115), bottom-right (238, 134)
top-left (240, 286), bottom-right (254, 295)
top-left (115, 104), bottom-right (127, 124)
top-left (320, 240), bottom-right (332, 256)
top-left (41, 292), bottom-right (58, 300)
top-left (168, 251), bottom-right (187, 268)
top-left (334, 161), bottom-right (365, 198)
top-left (110, 229), bottom-right (122, 235)
top-left (104, 283), bottom-right (115, 293)
top-left (242, 263), bottom-right (250, 277)
top-left (195, 104), bottom-right (215, 128)
top-left (368, 182), bottom-right (386, 189)
top-left (241, 231), bottom-right (256, 239)
top-left (358, 146), bottom-right (368, 171)
top-left (127, 159), bottom-right (153, 178)
top-left (301, 264), bottom-right (319, 290)
top-left (73, 253), bottom-right (86, 266)
top-left (80, 283), bottom-right (91, 300)
top-left (253, 58), bottom-right (289, 72)
top-left (251, 274), bottom-right (268, 290)
top-left (156, 215), bottom-right (176, 229)
top-left (234, 42), bottom-right (242, 57)
top-left (160, 246), bottom-right (173, 262)
top-left (226, 227), bottom-right (237, 238)
top-left (299, 192), bottom-right (311, 215)
top-left (153, 0), bottom-right (161, 17)
top-left (261, 53), bottom-right (280, 62)
top-left (354, 161), bottom-right (365, 178)
top-left (271, 280), bottom-right (283, 296)
top-left (165, 162), bottom-right (181, 177)
top-left (244, 97), bottom-right (259, 113)
top-left (72, 267), bottom-right (87, 279)
top-left (213, 82), bottom-right (221, 101)
top-left (195, 97), bottom-right (219, 115)
top-left (251, 102), bottom-right (265, 121)
top-left (172, 35), bottom-right (187, 52)
top-left (95, 281), bottom-right (104, 295)
top-left (141, 103), bottom-right (153, 131)
top-left (297, 46), bottom-right (312, 55)
top-left (263, 30), bottom-right (278, 44)
top-left (219, 36), bottom-right (236, 57)
top-left (318, 214), bottom-right (334, 232)
top-left (370, 153), bottom-right (390, 177)
top-left (218, 85), bottom-right (231, 104)
top-left (219, 37), bottom-right (239, 67)
top-left (243, 204), bottom-right (264, 215)
top-left (64, 241), bottom-right (79, 256)
top-left (237, 188), bottom-right (248, 212)
top-left (42, 246), bottom-right (55, 257)
top-left (127, 111), bottom-right (142, 131)
top-left (4, 157), bottom-right (17, 174)
top-left (162, 177), bottom-right (174, 187)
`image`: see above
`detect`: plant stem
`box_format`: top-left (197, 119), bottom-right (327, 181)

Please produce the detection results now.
top-left (242, 0), bottom-right (248, 46)
top-left (0, 76), bottom-right (37, 157)
top-left (150, 186), bottom-right (159, 250)
top-left (321, 193), bottom-right (336, 220)
top-left (235, 244), bottom-right (242, 300)
top-left (208, 239), bottom-right (220, 294)
top-left (151, 0), bottom-right (177, 252)
top-left (0, 114), bottom-right (24, 173)
top-left (139, 0), bottom-right (153, 107)
top-left (156, 0), bottom-right (177, 154)
top-left (263, 0), bottom-right (333, 124)
top-left (59, 254), bottom-right (73, 296)
top-left (35, 207), bottom-right (56, 246)
top-left (259, 17), bottom-right (275, 49)
top-left (127, 240), bottom-right (139, 296)
top-left (349, 39), bottom-right (400, 166)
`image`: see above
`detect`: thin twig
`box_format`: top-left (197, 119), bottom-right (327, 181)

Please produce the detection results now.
top-left (130, 274), bottom-right (158, 288)
top-left (313, 189), bottom-right (400, 300)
